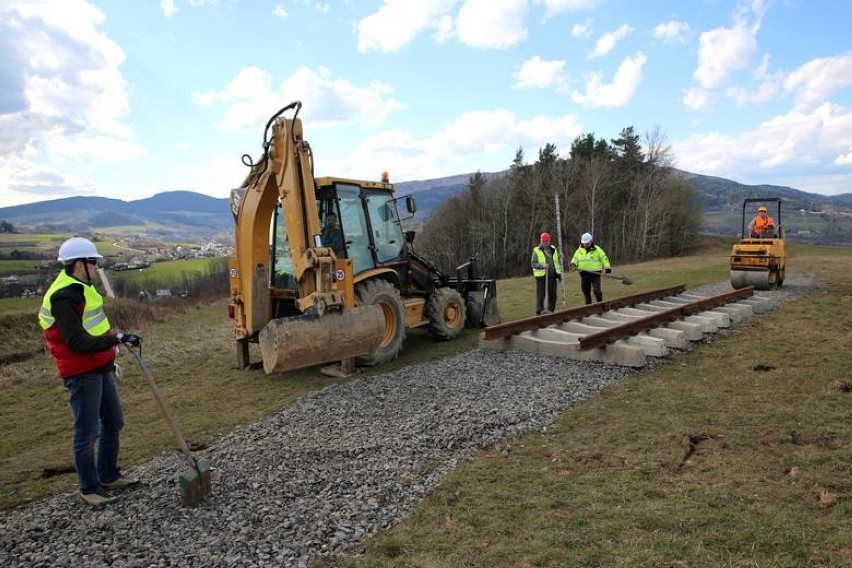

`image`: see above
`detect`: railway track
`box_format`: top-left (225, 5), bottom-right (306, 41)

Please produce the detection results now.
top-left (480, 284), bottom-right (773, 367)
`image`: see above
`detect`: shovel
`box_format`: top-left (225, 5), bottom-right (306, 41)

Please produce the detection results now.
top-left (126, 345), bottom-right (212, 506)
top-left (578, 268), bottom-right (634, 285)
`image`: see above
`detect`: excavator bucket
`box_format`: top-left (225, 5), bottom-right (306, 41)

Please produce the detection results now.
top-left (258, 305), bottom-right (385, 374)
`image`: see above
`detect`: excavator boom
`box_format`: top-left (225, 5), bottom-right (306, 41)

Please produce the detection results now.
top-left (228, 102), bottom-right (384, 373)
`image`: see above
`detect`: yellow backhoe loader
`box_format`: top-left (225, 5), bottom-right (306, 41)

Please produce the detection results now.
top-left (730, 197), bottom-right (786, 290)
top-left (228, 102), bottom-right (499, 375)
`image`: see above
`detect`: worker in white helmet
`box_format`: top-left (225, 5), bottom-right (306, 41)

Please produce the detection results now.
top-left (38, 237), bottom-right (142, 508)
top-left (569, 232), bottom-right (611, 304)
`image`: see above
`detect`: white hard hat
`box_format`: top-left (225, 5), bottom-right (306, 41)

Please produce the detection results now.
top-left (57, 237), bottom-right (102, 263)
top-left (581, 232), bottom-right (593, 244)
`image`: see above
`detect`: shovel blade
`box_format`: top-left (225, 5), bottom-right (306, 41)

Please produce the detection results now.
top-left (179, 458), bottom-right (212, 507)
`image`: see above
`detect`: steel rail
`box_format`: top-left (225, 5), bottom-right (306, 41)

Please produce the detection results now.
top-left (577, 286), bottom-right (754, 350)
top-left (482, 284), bottom-right (686, 341)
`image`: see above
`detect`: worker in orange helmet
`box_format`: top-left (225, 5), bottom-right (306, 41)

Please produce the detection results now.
top-left (530, 232), bottom-right (562, 314)
top-left (748, 205), bottom-right (775, 237)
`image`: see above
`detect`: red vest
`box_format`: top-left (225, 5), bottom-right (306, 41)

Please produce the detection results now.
top-left (41, 276), bottom-right (116, 379)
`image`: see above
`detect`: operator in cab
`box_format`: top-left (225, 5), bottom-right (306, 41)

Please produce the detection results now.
top-left (321, 213), bottom-right (344, 257)
top-left (748, 205), bottom-right (775, 238)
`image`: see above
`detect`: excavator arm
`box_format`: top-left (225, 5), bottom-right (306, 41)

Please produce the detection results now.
top-left (228, 102), bottom-right (384, 374)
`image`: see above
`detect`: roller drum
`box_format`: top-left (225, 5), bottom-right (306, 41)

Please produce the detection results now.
top-left (730, 269), bottom-right (771, 291)
top-left (258, 305), bottom-right (385, 374)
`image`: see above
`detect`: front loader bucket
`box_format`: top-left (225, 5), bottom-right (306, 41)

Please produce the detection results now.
top-left (258, 305), bottom-right (385, 374)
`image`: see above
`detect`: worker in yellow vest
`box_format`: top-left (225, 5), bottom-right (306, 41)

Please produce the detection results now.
top-left (531, 232), bottom-right (562, 314)
top-left (38, 237), bottom-right (142, 508)
top-left (569, 232), bottom-right (611, 304)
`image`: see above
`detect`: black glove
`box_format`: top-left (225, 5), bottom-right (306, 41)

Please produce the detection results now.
top-left (569, 263), bottom-right (578, 271)
top-left (117, 332), bottom-right (142, 347)
top-left (605, 268), bottom-right (612, 274)
top-left (556, 274), bottom-right (562, 280)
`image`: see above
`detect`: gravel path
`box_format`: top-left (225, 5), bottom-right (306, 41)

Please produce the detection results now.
top-left (0, 278), bottom-right (816, 567)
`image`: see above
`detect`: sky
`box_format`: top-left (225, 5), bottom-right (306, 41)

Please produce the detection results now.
top-left (1, 0), bottom-right (851, 209)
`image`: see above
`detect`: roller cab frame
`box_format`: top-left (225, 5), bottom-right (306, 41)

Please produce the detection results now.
top-left (730, 197), bottom-right (786, 290)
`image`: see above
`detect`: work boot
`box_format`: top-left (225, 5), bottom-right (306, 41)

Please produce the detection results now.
top-left (102, 475), bottom-right (140, 490)
top-left (80, 491), bottom-right (118, 508)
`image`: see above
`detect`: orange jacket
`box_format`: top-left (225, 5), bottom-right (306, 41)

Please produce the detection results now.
top-left (750, 213), bottom-right (775, 235)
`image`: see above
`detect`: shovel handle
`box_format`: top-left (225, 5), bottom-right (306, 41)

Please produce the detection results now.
top-left (126, 347), bottom-right (197, 468)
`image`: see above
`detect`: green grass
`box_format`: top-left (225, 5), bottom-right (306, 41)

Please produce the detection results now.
top-left (0, 259), bottom-right (43, 273)
top-left (339, 243), bottom-right (852, 568)
top-left (2, 240), bottom-right (849, 566)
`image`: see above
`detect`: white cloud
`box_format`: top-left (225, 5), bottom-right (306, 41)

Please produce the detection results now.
top-left (653, 20), bottom-right (691, 44)
top-left (194, 66), bottom-right (406, 132)
top-left (835, 151), bottom-right (852, 166)
top-left (589, 24), bottom-right (632, 58)
top-left (571, 52), bottom-right (646, 107)
top-left (434, 15), bottom-right (454, 43)
top-left (682, 86), bottom-right (711, 111)
top-left (272, 5), bottom-right (288, 19)
top-left (456, 0), bottom-right (528, 49)
top-left (725, 80), bottom-right (779, 106)
top-left (513, 56), bottom-right (567, 89)
top-left (674, 103), bottom-right (852, 187)
top-left (784, 52), bottom-right (852, 111)
top-left (160, 0), bottom-right (177, 18)
top-left (571, 18), bottom-right (593, 39)
top-left (0, 0), bottom-right (146, 201)
top-left (356, 0), bottom-right (527, 52)
top-left (317, 109), bottom-right (583, 180)
top-left (1, 155), bottom-right (99, 204)
top-left (692, 2), bottom-right (764, 89)
top-left (535, 0), bottom-right (607, 19)
top-left (356, 0), bottom-right (460, 53)
top-left (693, 24), bottom-right (757, 88)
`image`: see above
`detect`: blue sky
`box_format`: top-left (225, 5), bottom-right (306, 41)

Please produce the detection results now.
top-left (1, 0), bottom-right (851, 208)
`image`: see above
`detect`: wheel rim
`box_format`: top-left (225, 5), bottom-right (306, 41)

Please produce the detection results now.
top-left (379, 301), bottom-right (396, 347)
top-left (444, 302), bottom-right (461, 328)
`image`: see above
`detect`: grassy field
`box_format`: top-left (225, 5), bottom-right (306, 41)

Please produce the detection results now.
top-left (0, 233), bottom-right (124, 276)
top-left (1, 238), bottom-right (849, 566)
top-left (109, 257), bottom-right (225, 287)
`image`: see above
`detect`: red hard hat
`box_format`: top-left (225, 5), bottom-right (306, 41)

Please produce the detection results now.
top-left (540, 232), bottom-right (551, 243)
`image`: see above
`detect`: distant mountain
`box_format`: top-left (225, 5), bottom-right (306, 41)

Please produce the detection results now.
top-left (0, 191), bottom-right (231, 240)
top-left (0, 174), bottom-right (848, 245)
top-left (675, 171), bottom-right (852, 211)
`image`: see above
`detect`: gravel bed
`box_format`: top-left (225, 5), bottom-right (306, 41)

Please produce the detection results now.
top-left (0, 276), bottom-right (817, 567)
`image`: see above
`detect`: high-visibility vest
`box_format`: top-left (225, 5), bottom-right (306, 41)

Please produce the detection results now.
top-left (39, 271), bottom-right (115, 378)
top-left (532, 246), bottom-right (562, 278)
top-left (753, 214), bottom-right (775, 234)
top-left (571, 244), bottom-right (611, 272)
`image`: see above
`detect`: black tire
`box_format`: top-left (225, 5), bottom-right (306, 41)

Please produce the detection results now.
top-left (355, 279), bottom-right (405, 366)
top-left (427, 287), bottom-right (466, 340)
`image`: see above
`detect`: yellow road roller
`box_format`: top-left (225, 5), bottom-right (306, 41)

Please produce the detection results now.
top-left (730, 197), bottom-right (786, 290)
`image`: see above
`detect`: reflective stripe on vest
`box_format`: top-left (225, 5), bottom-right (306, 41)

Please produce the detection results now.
top-left (571, 245), bottom-right (610, 272)
top-left (532, 246), bottom-right (562, 278)
top-left (39, 271), bottom-right (111, 335)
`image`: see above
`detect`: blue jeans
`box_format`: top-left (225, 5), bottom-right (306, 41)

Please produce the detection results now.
top-left (64, 369), bottom-right (124, 494)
